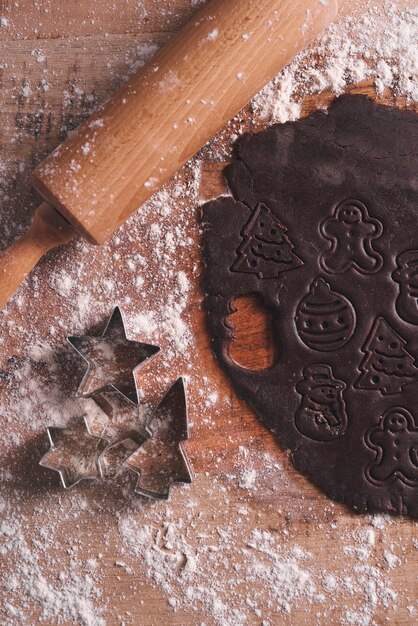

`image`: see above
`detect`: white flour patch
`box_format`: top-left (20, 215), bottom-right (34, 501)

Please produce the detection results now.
top-left (0, 1), bottom-right (417, 625)
top-left (252, 2), bottom-right (418, 122)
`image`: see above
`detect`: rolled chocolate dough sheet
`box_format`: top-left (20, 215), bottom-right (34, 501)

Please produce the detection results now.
top-left (202, 94), bottom-right (418, 518)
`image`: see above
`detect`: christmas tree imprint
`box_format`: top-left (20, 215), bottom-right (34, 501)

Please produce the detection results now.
top-left (365, 407), bottom-right (418, 486)
top-left (295, 277), bottom-right (356, 352)
top-left (125, 378), bottom-right (192, 499)
top-left (355, 317), bottom-right (418, 395)
top-left (231, 203), bottom-right (303, 278)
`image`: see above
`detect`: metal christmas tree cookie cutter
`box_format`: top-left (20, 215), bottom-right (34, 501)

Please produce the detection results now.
top-left (39, 308), bottom-right (193, 497)
top-left (124, 376), bottom-right (193, 500)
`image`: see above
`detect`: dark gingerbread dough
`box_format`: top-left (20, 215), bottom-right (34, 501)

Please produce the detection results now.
top-left (202, 95), bottom-right (418, 517)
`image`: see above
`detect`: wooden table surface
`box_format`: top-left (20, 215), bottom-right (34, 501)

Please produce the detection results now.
top-left (0, 1), bottom-right (417, 625)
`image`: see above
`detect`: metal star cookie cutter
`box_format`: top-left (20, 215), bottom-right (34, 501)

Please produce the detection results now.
top-left (94, 390), bottom-right (150, 478)
top-left (68, 306), bottom-right (160, 404)
top-left (124, 377), bottom-right (193, 499)
top-left (39, 415), bottom-right (109, 489)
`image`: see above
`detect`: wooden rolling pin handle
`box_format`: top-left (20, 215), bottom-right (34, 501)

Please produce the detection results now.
top-left (0, 0), bottom-right (339, 310)
top-left (0, 202), bottom-right (75, 309)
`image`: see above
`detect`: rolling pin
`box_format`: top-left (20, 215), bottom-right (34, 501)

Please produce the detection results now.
top-left (0, 0), bottom-right (338, 309)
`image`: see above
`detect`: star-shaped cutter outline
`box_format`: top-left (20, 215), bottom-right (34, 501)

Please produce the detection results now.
top-left (94, 389), bottom-right (150, 478)
top-left (39, 416), bottom-right (109, 489)
top-left (68, 306), bottom-right (161, 404)
top-left (124, 376), bottom-right (193, 499)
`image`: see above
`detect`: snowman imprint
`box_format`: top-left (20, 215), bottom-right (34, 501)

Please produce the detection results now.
top-left (320, 199), bottom-right (383, 275)
top-left (295, 364), bottom-right (348, 441)
top-left (295, 277), bottom-right (356, 351)
top-left (365, 407), bottom-right (418, 486)
top-left (392, 250), bottom-right (418, 325)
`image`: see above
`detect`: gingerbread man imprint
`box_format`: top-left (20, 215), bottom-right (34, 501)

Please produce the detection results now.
top-left (320, 199), bottom-right (383, 275)
top-left (295, 364), bottom-right (348, 441)
top-left (365, 407), bottom-right (418, 486)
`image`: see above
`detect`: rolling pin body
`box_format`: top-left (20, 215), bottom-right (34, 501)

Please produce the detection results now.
top-left (0, 0), bottom-right (338, 310)
top-left (32, 0), bottom-right (337, 244)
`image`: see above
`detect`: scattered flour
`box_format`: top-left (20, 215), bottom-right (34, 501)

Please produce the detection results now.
top-left (0, 0), bottom-right (417, 625)
top-left (252, 2), bottom-right (418, 122)
top-left (31, 49), bottom-right (47, 64)
top-left (114, 488), bottom-right (405, 626)
top-left (1, 518), bottom-right (105, 625)
top-left (21, 81), bottom-right (31, 98)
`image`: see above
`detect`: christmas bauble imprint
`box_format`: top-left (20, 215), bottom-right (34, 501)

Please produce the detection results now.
top-left (295, 277), bottom-right (356, 351)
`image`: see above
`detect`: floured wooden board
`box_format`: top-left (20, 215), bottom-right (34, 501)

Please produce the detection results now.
top-left (0, 1), bottom-right (417, 625)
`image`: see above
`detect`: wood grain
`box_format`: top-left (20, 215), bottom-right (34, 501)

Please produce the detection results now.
top-left (0, 1), bottom-right (417, 625)
top-left (32, 0), bottom-right (337, 244)
top-left (0, 201), bottom-right (75, 309)
top-left (228, 295), bottom-right (277, 371)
